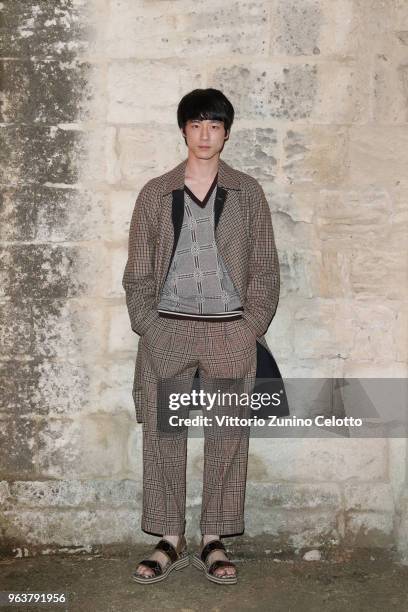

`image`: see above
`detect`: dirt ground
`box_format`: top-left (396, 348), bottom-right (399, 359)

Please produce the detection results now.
top-left (1, 543), bottom-right (408, 611)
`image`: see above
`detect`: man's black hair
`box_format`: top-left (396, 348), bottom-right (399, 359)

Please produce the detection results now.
top-left (177, 88), bottom-right (234, 144)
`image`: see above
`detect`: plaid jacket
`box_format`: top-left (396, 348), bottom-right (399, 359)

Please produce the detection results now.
top-left (122, 157), bottom-right (279, 338)
top-left (122, 157), bottom-right (288, 418)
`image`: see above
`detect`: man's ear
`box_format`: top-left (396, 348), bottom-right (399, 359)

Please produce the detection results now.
top-left (224, 129), bottom-right (230, 141)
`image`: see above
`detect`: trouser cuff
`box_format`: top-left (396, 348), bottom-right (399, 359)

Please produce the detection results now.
top-left (141, 516), bottom-right (186, 536)
top-left (200, 521), bottom-right (245, 536)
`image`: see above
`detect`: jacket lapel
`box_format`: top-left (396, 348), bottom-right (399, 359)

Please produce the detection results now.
top-left (214, 188), bottom-right (248, 305)
top-left (171, 189), bottom-right (185, 263)
top-left (214, 186), bottom-right (227, 231)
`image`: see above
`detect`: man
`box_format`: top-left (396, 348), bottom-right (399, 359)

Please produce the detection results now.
top-left (122, 88), bottom-right (281, 585)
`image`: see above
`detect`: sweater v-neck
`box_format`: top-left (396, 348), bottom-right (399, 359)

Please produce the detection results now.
top-left (184, 172), bottom-right (218, 208)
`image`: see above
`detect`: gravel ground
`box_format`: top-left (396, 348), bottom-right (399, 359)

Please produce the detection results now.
top-left (1, 543), bottom-right (408, 611)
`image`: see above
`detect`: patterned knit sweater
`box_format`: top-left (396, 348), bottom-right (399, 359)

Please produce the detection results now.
top-left (157, 174), bottom-right (243, 318)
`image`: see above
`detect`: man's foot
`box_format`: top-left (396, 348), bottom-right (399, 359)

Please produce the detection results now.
top-left (201, 536), bottom-right (236, 579)
top-left (135, 535), bottom-right (182, 578)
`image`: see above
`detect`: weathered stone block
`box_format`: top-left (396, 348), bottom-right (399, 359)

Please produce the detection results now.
top-left (222, 128), bottom-right (278, 182)
top-left (127, 423), bottom-right (143, 476)
top-left (395, 309), bottom-right (408, 363)
top-left (0, 358), bottom-right (89, 416)
top-left (0, 126), bottom-right (84, 186)
top-left (293, 300), bottom-right (354, 359)
top-left (244, 508), bottom-right (340, 547)
top-left (103, 0), bottom-right (269, 59)
top-left (249, 438), bottom-right (388, 482)
top-left (283, 127), bottom-right (349, 186)
top-left (108, 246), bottom-right (127, 298)
top-left (274, 0), bottom-right (323, 56)
top-left (108, 189), bottom-right (138, 243)
top-left (107, 62), bottom-right (201, 124)
top-left (0, 508), bottom-right (140, 546)
top-left (348, 126), bottom-right (408, 189)
top-left (394, 0), bottom-right (408, 30)
top-left (0, 360), bottom-right (38, 415)
top-left (36, 413), bottom-right (132, 478)
top-left (344, 482), bottom-right (395, 513)
top-left (81, 127), bottom-right (120, 186)
top-left (396, 490), bottom-right (408, 562)
top-left (5, 478), bottom-right (138, 508)
top-left (0, 187), bottom-right (37, 242)
top-left (31, 299), bottom-right (105, 360)
top-left (210, 62), bottom-right (318, 121)
top-left (0, 59), bottom-right (91, 123)
top-left (0, 243), bottom-right (111, 301)
top-left (116, 126), bottom-right (184, 188)
top-left (107, 305), bottom-right (139, 354)
top-left (349, 250), bottom-right (406, 300)
top-left (0, 185), bottom-right (107, 244)
top-left (0, 0), bottom-right (91, 58)
top-left (93, 359), bottom-right (138, 416)
top-left (350, 302), bottom-right (401, 361)
top-left (246, 482), bottom-right (341, 509)
top-left (0, 417), bottom-right (37, 477)
top-left (344, 511), bottom-right (394, 547)
top-left (0, 481), bottom-right (10, 504)
top-left (371, 34), bottom-right (408, 124)
top-left (0, 302), bottom-right (32, 355)
top-left (0, 245), bottom-right (85, 299)
top-left (315, 189), bottom-right (391, 246)
top-left (283, 250), bottom-right (328, 299)
top-left (34, 186), bottom-right (108, 242)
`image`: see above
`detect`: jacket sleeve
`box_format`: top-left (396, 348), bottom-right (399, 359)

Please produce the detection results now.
top-left (241, 180), bottom-right (280, 338)
top-left (122, 180), bottom-right (160, 337)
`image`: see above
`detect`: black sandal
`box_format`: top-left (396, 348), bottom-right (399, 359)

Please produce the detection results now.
top-left (192, 539), bottom-right (237, 585)
top-left (132, 536), bottom-right (189, 584)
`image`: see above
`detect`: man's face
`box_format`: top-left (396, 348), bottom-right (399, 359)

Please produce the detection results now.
top-left (182, 118), bottom-right (229, 158)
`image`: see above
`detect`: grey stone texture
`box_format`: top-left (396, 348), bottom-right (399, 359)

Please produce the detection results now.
top-left (0, 0), bottom-right (407, 560)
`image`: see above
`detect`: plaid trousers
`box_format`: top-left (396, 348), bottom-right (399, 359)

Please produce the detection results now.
top-left (139, 314), bottom-right (257, 536)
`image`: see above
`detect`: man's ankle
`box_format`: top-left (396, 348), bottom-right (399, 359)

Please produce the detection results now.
top-left (163, 534), bottom-right (183, 547)
top-left (202, 534), bottom-right (220, 545)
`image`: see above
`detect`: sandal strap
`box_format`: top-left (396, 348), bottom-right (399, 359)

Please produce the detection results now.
top-left (200, 539), bottom-right (226, 563)
top-left (208, 560), bottom-right (236, 575)
top-left (137, 559), bottom-right (163, 576)
top-left (155, 538), bottom-right (179, 564)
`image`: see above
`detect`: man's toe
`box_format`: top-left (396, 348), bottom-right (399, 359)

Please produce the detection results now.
top-left (215, 567), bottom-right (235, 578)
top-left (137, 565), bottom-right (153, 578)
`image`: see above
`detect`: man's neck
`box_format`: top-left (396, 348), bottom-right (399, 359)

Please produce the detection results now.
top-left (185, 153), bottom-right (220, 183)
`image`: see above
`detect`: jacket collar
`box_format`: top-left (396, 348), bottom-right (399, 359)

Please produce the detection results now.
top-left (161, 157), bottom-right (241, 195)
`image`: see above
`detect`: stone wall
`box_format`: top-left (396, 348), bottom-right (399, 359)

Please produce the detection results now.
top-left (1, 0), bottom-right (407, 557)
